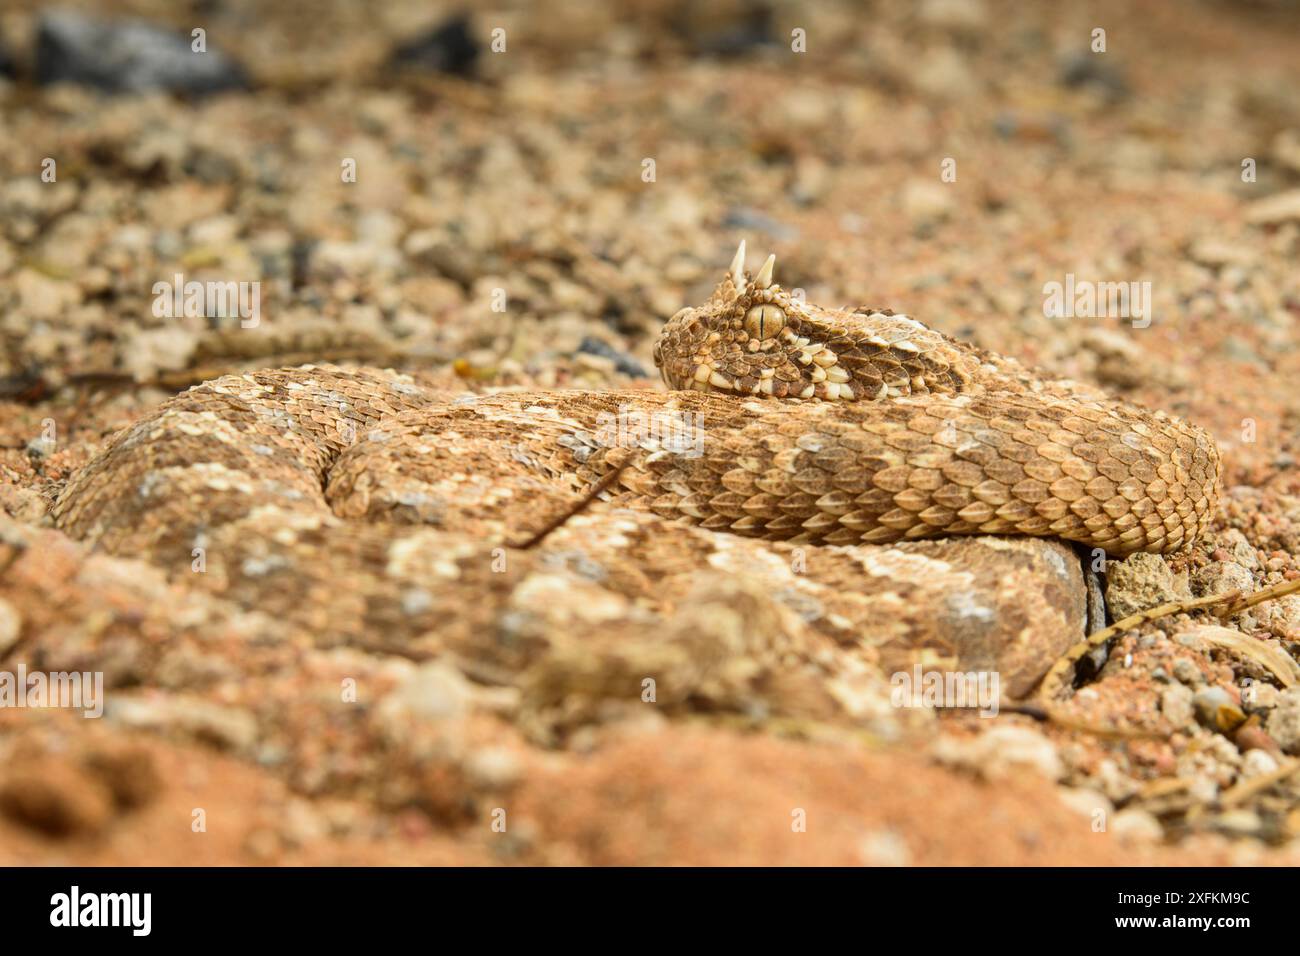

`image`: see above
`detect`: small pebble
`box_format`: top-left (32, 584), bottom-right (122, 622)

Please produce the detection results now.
top-left (1193, 686), bottom-right (1247, 733)
top-left (1111, 808), bottom-right (1163, 844)
top-left (1242, 681), bottom-right (1280, 713)
top-left (0, 598), bottom-right (21, 654)
top-left (1215, 809), bottom-right (1262, 836)
top-left (1235, 722), bottom-right (1284, 758)
top-left (931, 726), bottom-right (1063, 782)
top-left (1172, 658), bottom-right (1203, 687)
top-left (1192, 561), bottom-right (1255, 600)
top-left (1265, 687), bottom-right (1300, 755)
top-left (1105, 552), bottom-right (1188, 620)
top-left (1240, 748), bottom-right (1280, 778)
top-left (856, 828), bottom-right (912, 867)
top-left (1160, 684), bottom-right (1195, 730)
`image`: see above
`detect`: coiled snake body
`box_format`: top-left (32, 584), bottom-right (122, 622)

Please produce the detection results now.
top-left (53, 246), bottom-right (1220, 669)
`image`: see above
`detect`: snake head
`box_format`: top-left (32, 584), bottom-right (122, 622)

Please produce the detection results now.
top-left (654, 242), bottom-right (977, 401)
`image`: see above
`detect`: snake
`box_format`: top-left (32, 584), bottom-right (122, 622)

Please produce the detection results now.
top-left (51, 243), bottom-right (1221, 685)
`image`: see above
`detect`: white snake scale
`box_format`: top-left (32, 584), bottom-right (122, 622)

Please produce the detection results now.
top-left (51, 249), bottom-right (1221, 694)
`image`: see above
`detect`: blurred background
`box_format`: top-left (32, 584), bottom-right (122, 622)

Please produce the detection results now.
top-left (0, 0), bottom-right (1296, 433)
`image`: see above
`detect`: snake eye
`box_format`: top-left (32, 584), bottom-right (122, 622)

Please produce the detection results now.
top-left (744, 304), bottom-right (786, 341)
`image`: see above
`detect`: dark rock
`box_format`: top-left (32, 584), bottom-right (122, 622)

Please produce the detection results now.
top-left (0, 32), bottom-right (13, 79)
top-left (0, 758), bottom-right (115, 837)
top-left (390, 15), bottom-right (479, 77)
top-left (36, 11), bottom-right (249, 96)
top-left (577, 337), bottom-right (648, 378)
top-left (676, 2), bottom-right (774, 57)
top-left (1058, 52), bottom-right (1129, 100)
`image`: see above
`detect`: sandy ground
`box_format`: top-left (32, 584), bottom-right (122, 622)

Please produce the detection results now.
top-left (1, 0), bottom-right (1299, 864)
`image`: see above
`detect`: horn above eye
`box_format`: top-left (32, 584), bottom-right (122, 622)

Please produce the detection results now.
top-left (744, 304), bottom-right (786, 341)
